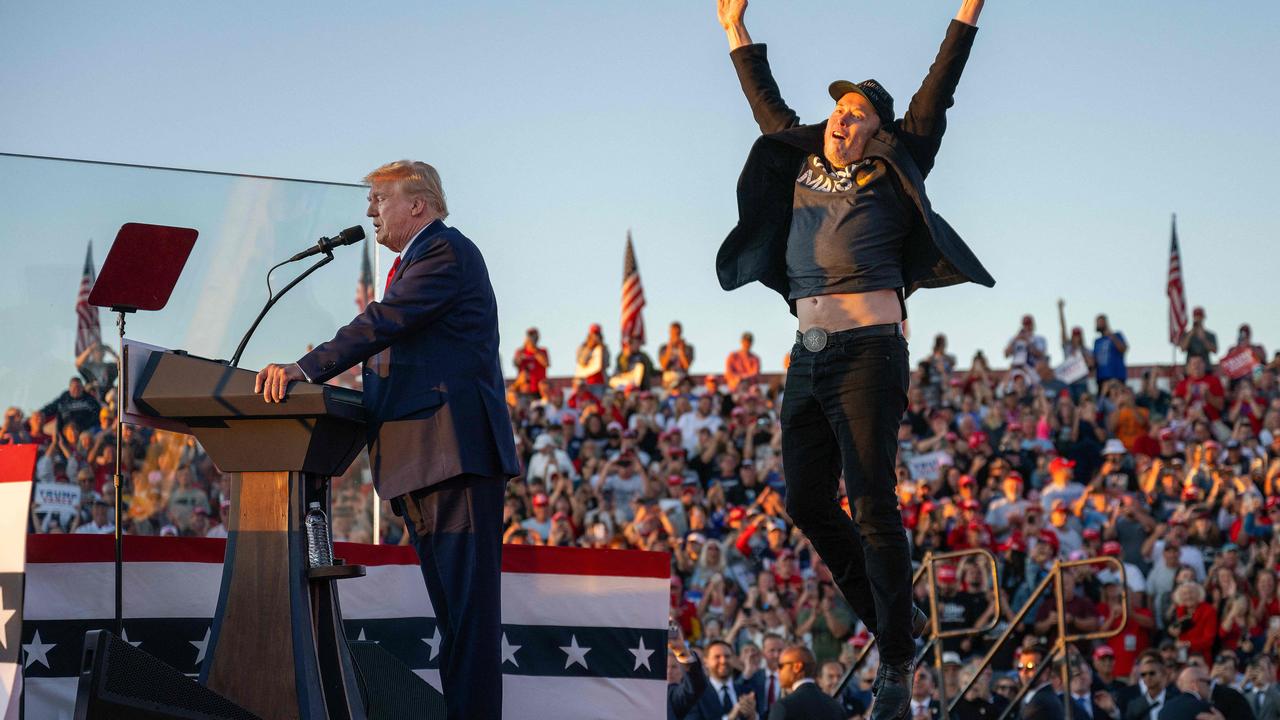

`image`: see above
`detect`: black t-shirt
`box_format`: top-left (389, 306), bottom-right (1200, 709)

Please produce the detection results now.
top-left (726, 479), bottom-right (763, 507)
top-left (42, 391), bottom-right (101, 433)
top-left (786, 155), bottom-right (912, 301)
top-left (938, 590), bottom-right (988, 650)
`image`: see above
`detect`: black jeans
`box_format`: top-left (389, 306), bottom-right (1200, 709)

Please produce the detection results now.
top-left (781, 329), bottom-right (913, 665)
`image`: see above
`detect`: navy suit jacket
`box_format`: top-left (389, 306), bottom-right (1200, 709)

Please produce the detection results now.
top-left (686, 679), bottom-right (754, 720)
top-left (298, 220), bottom-right (520, 498)
top-left (670, 656), bottom-right (710, 720)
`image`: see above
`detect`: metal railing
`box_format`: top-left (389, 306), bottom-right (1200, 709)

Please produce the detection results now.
top-left (835, 548), bottom-right (1001, 704)
top-left (832, 551), bottom-right (1129, 720)
top-left (959, 556), bottom-right (1129, 720)
top-left (924, 549), bottom-right (1003, 720)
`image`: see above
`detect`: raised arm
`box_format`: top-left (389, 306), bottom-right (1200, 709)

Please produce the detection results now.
top-left (956, 0), bottom-right (984, 26)
top-left (718, 0), bottom-right (752, 50)
top-left (898, 0), bottom-right (985, 177)
top-left (719, 0), bottom-right (802, 135)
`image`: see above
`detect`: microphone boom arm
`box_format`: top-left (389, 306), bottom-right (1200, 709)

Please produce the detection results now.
top-left (229, 251), bottom-right (335, 368)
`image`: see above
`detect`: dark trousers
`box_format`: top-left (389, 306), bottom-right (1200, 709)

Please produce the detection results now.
top-left (780, 330), bottom-right (913, 665)
top-left (399, 474), bottom-right (506, 719)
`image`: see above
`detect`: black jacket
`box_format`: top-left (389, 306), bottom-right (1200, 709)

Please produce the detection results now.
top-left (669, 655), bottom-right (709, 720)
top-left (767, 682), bottom-right (846, 720)
top-left (1158, 693), bottom-right (1213, 720)
top-left (1127, 689), bottom-right (1185, 720)
top-left (1211, 684), bottom-right (1255, 720)
top-left (718, 20), bottom-right (995, 315)
top-left (1023, 685), bottom-right (1066, 720)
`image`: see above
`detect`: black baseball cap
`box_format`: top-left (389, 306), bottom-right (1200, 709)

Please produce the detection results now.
top-left (828, 79), bottom-right (895, 128)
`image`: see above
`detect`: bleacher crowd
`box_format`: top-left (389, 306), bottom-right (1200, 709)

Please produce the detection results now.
top-left (8, 305), bottom-right (1280, 720)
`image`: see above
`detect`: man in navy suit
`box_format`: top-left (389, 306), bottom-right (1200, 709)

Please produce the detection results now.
top-left (257, 159), bottom-right (519, 719)
top-left (687, 641), bottom-right (758, 719)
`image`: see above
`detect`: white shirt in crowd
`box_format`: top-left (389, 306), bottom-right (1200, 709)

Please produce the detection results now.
top-left (74, 520), bottom-right (115, 535)
top-left (676, 410), bottom-right (723, 452)
top-left (1150, 540), bottom-right (1206, 580)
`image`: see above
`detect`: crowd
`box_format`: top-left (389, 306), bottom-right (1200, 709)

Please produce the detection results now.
top-left (8, 306), bottom-right (1280, 719)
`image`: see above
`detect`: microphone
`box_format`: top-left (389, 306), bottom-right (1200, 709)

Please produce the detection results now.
top-left (288, 226), bottom-right (366, 262)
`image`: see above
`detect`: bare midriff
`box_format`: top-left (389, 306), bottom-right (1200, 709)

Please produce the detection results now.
top-left (796, 288), bottom-right (902, 333)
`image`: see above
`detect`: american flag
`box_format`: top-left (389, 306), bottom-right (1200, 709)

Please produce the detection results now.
top-left (620, 232), bottom-right (646, 345)
top-left (1167, 214), bottom-right (1188, 344)
top-left (355, 238), bottom-right (375, 311)
top-left (74, 241), bottom-right (101, 356)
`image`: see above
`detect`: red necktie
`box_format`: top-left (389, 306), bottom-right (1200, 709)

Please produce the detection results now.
top-left (384, 256), bottom-right (401, 293)
top-left (768, 673), bottom-right (776, 705)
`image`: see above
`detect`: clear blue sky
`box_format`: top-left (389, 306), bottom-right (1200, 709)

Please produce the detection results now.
top-left (2, 1), bottom-right (1277, 406)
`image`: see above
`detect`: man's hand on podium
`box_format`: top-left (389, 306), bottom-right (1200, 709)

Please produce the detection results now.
top-left (255, 363), bottom-right (305, 403)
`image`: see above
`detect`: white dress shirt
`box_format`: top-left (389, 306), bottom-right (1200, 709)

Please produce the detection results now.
top-left (708, 676), bottom-right (738, 718)
top-left (1143, 688), bottom-right (1167, 720)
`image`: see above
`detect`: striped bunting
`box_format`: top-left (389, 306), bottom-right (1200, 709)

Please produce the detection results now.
top-left (20, 535), bottom-right (670, 719)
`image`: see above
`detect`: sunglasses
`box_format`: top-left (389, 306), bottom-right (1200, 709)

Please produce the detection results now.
top-left (1018, 663), bottom-right (1037, 671)
top-left (1139, 671), bottom-right (1161, 678)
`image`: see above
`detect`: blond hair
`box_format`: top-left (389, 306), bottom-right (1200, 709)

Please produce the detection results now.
top-left (364, 160), bottom-right (449, 219)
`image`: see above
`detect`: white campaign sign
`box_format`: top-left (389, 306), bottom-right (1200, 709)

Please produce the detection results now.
top-left (907, 450), bottom-right (952, 482)
top-left (33, 482), bottom-right (81, 518)
top-left (1055, 351), bottom-right (1090, 385)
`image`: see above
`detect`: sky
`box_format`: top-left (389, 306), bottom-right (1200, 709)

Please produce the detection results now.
top-left (2, 0), bottom-right (1278, 405)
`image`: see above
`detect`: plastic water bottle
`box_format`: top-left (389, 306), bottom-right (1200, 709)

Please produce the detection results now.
top-left (305, 501), bottom-right (333, 568)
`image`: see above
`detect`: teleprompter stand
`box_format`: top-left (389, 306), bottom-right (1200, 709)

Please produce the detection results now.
top-left (87, 222), bottom-right (197, 635)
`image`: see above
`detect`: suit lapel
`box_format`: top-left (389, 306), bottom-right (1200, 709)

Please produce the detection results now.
top-left (392, 219), bottom-right (447, 285)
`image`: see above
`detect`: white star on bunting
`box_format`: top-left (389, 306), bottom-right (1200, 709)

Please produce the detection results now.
top-left (0, 587), bottom-right (16, 650)
top-left (501, 633), bottom-right (521, 667)
top-left (422, 626), bottom-right (441, 662)
top-left (629, 636), bottom-right (655, 671)
top-left (560, 634), bottom-right (591, 670)
top-left (23, 629), bottom-right (56, 669)
top-left (190, 627), bottom-right (210, 665)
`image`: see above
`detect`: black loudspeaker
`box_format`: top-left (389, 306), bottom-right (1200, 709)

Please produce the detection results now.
top-left (347, 641), bottom-right (447, 720)
top-left (73, 630), bottom-right (260, 720)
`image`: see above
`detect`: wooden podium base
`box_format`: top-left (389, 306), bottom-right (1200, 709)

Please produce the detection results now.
top-left (201, 471), bottom-right (366, 720)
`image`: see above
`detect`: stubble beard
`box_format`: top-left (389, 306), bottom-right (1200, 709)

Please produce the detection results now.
top-left (823, 131), bottom-right (867, 169)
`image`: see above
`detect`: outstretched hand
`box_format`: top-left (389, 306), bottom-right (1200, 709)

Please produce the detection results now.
top-left (716, 0), bottom-right (752, 50)
top-left (717, 0), bottom-right (747, 29)
top-left (255, 363), bottom-right (305, 403)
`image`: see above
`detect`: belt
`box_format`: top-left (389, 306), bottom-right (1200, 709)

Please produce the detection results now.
top-left (795, 323), bottom-right (902, 352)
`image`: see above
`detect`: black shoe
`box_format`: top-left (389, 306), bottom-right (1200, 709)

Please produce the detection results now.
top-left (911, 605), bottom-right (928, 639)
top-left (870, 661), bottom-right (915, 720)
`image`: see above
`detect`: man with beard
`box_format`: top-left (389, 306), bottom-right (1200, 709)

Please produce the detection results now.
top-left (713, 1), bottom-right (993, 717)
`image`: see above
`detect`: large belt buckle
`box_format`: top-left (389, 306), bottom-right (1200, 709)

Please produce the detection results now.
top-left (801, 327), bottom-right (828, 353)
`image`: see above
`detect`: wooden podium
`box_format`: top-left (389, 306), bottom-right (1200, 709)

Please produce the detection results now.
top-left (132, 350), bottom-right (368, 720)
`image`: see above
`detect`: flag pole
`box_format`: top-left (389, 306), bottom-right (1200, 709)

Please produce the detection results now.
top-left (1171, 212), bottom-right (1178, 375)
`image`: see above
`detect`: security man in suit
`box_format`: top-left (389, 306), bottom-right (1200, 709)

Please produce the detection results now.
top-left (1018, 647), bottom-right (1065, 720)
top-left (768, 645), bottom-right (845, 720)
top-left (1125, 653), bottom-right (1183, 720)
top-left (257, 159), bottom-right (519, 719)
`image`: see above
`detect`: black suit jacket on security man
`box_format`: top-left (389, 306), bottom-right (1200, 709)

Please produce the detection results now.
top-left (299, 220), bottom-right (520, 498)
top-left (767, 682), bottom-right (846, 720)
top-left (718, 20), bottom-right (995, 315)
